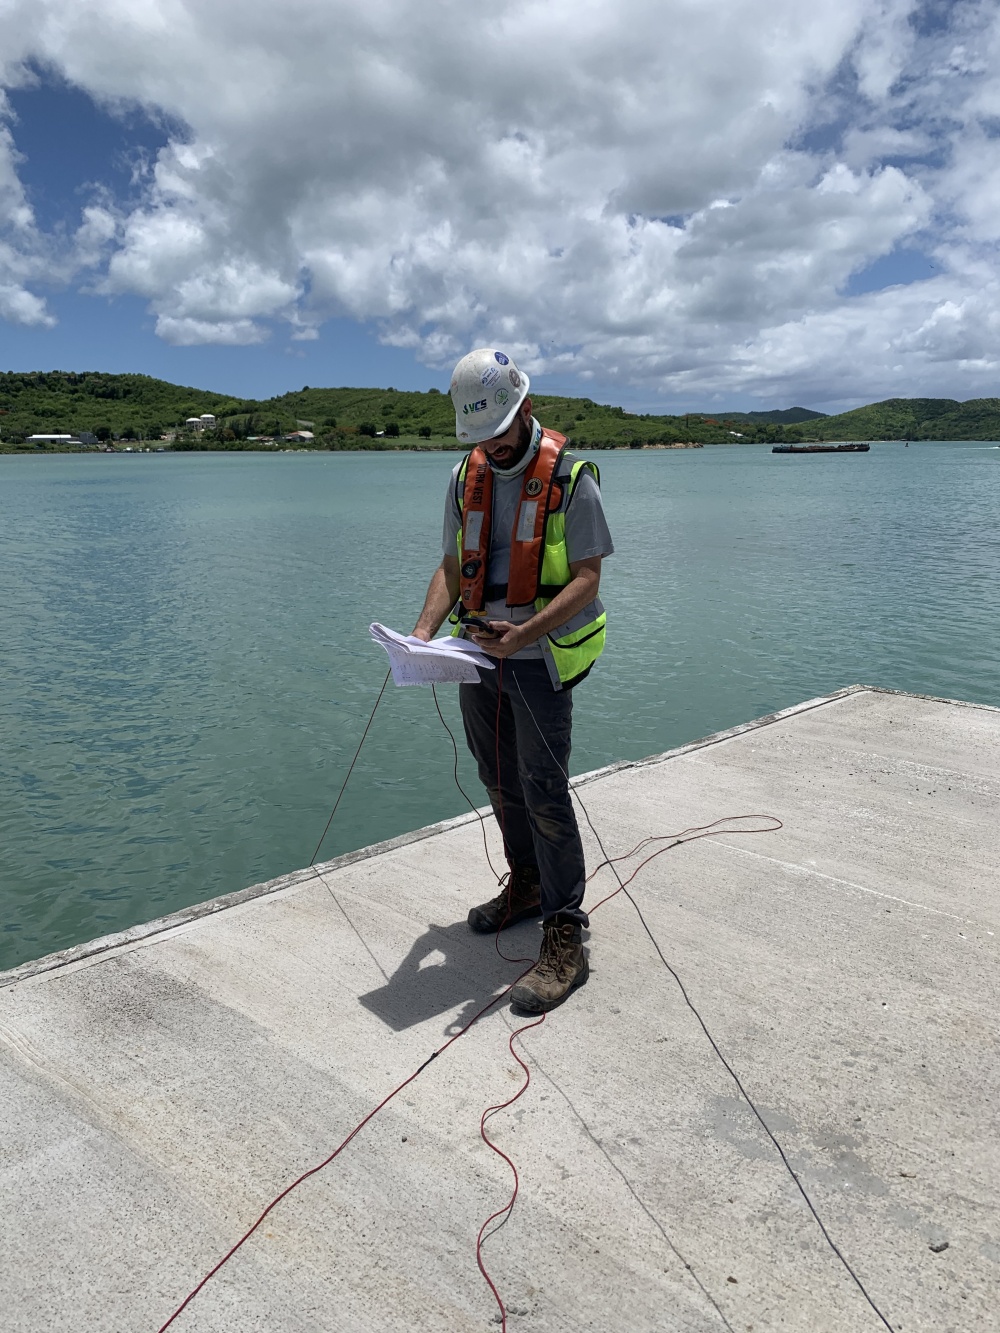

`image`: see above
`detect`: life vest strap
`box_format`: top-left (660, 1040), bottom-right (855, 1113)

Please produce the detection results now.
top-left (482, 581), bottom-right (567, 604)
top-left (458, 429), bottom-right (568, 611)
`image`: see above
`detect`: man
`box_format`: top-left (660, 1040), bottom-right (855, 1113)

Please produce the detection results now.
top-left (412, 348), bottom-right (613, 1012)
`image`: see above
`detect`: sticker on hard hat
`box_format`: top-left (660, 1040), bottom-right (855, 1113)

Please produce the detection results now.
top-left (480, 366), bottom-right (500, 388)
top-left (494, 351), bottom-right (510, 365)
top-left (508, 369), bottom-right (520, 388)
top-left (462, 559), bottom-right (481, 578)
top-left (525, 477), bottom-right (543, 497)
top-left (495, 388), bottom-right (509, 407)
top-left (463, 399), bottom-right (488, 415)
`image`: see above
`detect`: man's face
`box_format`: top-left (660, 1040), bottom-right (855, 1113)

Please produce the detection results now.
top-left (481, 399), bottom-right (532, 469)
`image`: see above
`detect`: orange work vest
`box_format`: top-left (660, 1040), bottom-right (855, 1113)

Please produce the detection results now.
top-left (458, 429), bottom-right (568, 611)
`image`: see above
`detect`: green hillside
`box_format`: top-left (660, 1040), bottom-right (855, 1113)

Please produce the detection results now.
top-left (0, 371), bottom-right (253, 443)
top-left (235, 386), bottom-right (758, 446)
top-left (0, 372), bottom-right (772, 448)
top-left (808, 397), bottom-right (1000, 441)
top-left (1, 371), bottom-right (998, 450)
top-left (710, 407), bottom-right (827, 424)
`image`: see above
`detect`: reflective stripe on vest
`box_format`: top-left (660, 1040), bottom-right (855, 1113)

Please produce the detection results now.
top-left (452, 436), bottom-right (607, 689)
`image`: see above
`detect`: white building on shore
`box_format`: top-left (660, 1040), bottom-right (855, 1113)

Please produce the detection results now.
top-left (27, 434), bottom-right (100, 448)
top-left (184, 414), bottom-right (218, 433)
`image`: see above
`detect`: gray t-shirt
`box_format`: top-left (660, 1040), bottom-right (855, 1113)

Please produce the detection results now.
top-left (442, 435), bottom-right (614, 659)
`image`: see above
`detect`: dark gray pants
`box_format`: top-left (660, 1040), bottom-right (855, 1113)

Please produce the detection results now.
top-left (459, 659), bottom-right (588, 927)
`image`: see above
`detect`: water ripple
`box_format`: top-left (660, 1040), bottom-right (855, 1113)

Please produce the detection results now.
top-left (1, 443), bottom-right (998, 968)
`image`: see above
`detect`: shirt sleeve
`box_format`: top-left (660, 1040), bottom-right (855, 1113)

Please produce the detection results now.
top-left (563, 470), bottom-right (614, 563)
top-left (442, 464), bottom-right (463, 559)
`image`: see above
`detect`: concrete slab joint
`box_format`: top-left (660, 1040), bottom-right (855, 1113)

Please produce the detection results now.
top-left (0, 685), bottom-right (996, 1332)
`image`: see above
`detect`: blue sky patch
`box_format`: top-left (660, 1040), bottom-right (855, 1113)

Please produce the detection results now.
top-left (6, 71), bottom-right (176, 231)
top-left (845, 247), bottom-right (940, 297)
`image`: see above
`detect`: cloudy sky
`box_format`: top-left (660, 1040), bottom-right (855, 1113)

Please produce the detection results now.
top-left (0, 0), bottom-right (997, 410)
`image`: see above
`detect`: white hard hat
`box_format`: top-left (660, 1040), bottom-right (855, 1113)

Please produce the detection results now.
top-left (449, 348), bottom-right (530, 443)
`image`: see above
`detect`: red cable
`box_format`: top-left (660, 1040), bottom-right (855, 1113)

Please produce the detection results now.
top-left (156, 655), bottom-right (539, 1333)
top-left (470, 809), bottom-right (782, 1328)
top-left (473, 656), bottom-right (549, 1332)
top-left (155, 655), bottom-right (783, 1332)
top-left (155, 964), bottom-right (526, 1332)
top-left (489, 660), bottom-right (537, 965)
top-left (586, 815), bottom-right (782, 912)
top-left (494, 659), bottom-right (511, 936)
top-left (475, 1012), bottom-right (545, 1319)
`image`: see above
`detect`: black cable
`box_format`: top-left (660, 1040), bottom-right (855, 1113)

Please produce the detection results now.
top-left (310, 669), bottom-right (392, 865)
top-left (311, 662), bottom-right (891, 1329)
top-left (430, 675), bottom-right (733, 1331)
top-left (527, 1048), bottom-right (737, 1333)
top-left (432, 683), bottom-right (504, 886)
top-left (508, 674), bottom-right (894, 1333)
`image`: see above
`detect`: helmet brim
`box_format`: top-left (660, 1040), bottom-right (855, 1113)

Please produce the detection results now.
top-left (454, 371), bottom-right (530, 443)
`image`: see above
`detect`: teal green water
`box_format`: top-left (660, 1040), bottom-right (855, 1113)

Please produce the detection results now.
top-left (3, 443), bottom-right (999, 970)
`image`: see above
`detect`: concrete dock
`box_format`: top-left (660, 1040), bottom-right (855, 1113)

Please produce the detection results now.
top-left (1, 685), bottom-right (997, 1332)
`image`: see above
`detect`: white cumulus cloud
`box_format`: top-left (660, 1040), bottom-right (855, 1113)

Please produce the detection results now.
top-left (0, 0), bottom-right (998, 402)
top-left (0, 100), bottom-right (55, 327)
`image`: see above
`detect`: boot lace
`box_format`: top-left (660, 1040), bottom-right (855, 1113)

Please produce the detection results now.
top-left (482, 874), bottom-right (514, 920)
top-left (489, 868), bottom-right (538, 915)
top-left (534, 923), bottom-right (574, 983)
top-left (485, 881), bottom-right (512, 917)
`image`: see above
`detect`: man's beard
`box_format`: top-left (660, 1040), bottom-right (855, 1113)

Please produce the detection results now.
top-left (492, 414), bottom-right (533, 471)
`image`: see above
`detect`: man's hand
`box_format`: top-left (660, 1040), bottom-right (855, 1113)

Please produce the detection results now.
top-left (470, 620), bottom-right (529, 658)
top-left (412, 555), bottom-right (460, 642)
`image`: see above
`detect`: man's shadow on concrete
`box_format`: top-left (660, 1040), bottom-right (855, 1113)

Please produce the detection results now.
top-left (359, 918), bottom-right (544, 1034)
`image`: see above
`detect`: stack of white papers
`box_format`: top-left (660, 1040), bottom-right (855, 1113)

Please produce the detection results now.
top-left (369, 623), bottom-right (496, 686)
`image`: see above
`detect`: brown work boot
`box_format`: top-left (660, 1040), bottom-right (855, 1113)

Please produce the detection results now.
top-left (468, 866), bottom-right (542, 934)
top-left (510, 917), bottom-right (589, 1012)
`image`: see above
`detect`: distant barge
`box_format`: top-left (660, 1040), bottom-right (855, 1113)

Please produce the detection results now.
top-left (772, 443), bottom-right (870, 454)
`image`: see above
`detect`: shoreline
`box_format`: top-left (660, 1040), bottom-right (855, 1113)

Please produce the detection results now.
top-left (2, 685), bottom-right (996, 1331)
top-left (3, 437), bottom-right (999, 457)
